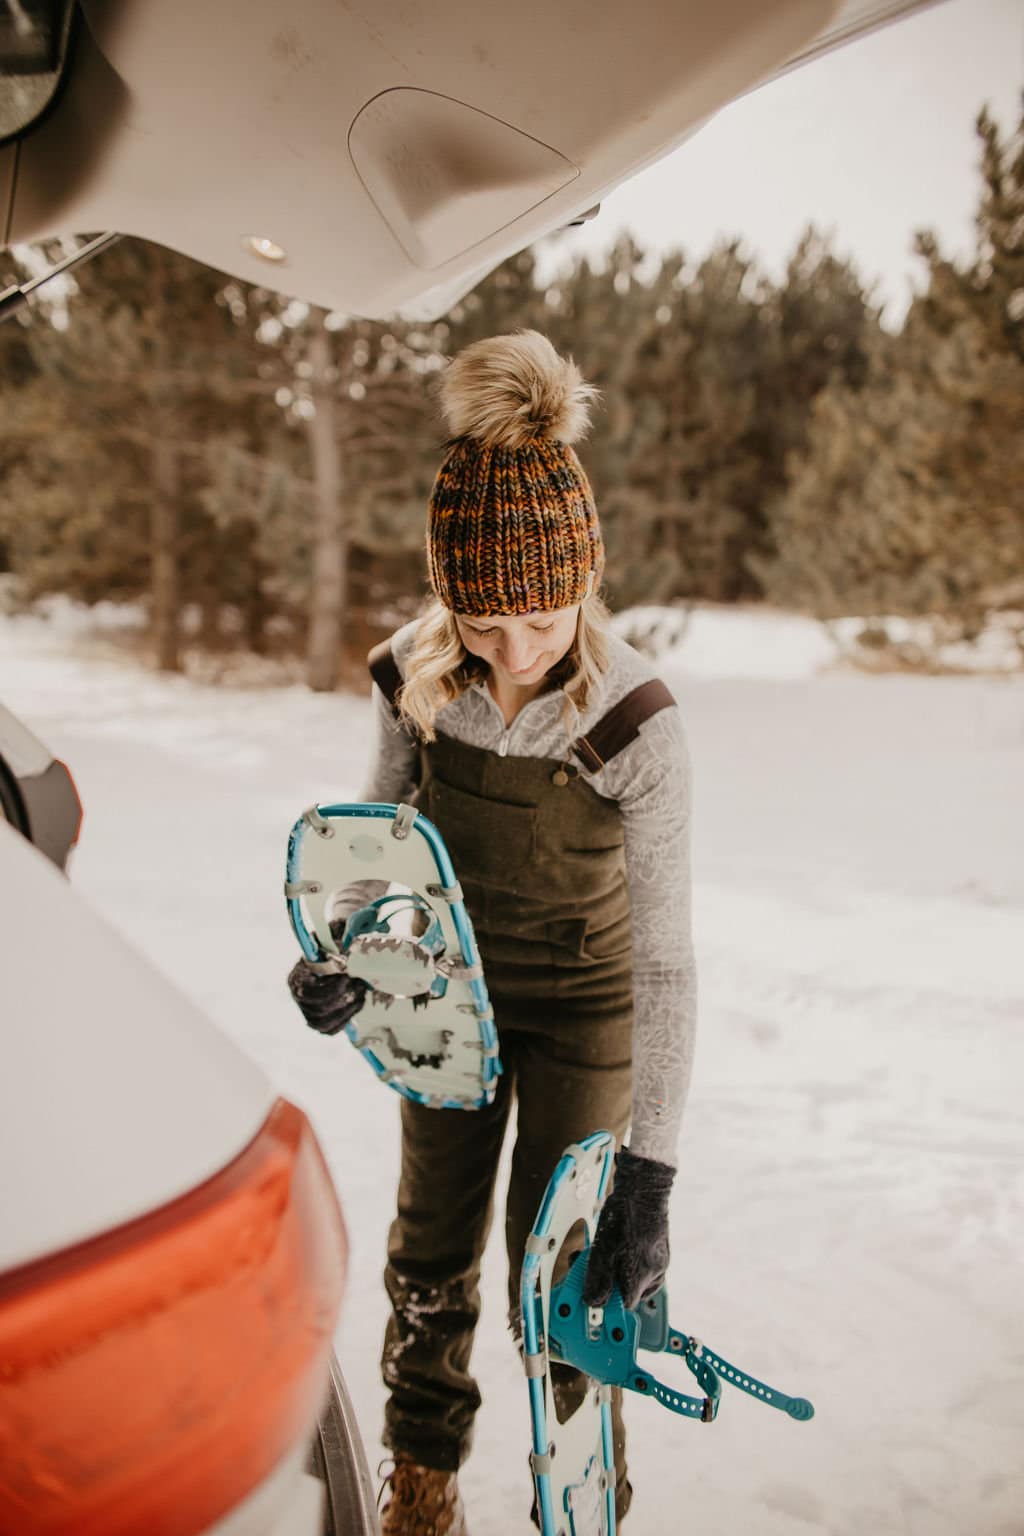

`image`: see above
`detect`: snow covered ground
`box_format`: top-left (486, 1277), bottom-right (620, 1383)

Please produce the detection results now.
top-left (2, 605), bottom-right (1022, 1535)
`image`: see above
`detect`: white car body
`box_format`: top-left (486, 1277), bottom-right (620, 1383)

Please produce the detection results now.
top-left (0, 820), bottom-right (277, 1274)
top-left (0, 822), bottom-right (347, 1535)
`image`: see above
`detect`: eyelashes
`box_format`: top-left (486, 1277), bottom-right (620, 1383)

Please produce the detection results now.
top-left (467, 623), bottom-right (554, 638)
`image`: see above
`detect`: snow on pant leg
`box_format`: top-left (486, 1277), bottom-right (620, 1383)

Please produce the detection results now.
top-left (502, 1004), bottom-right (634, 1525)
top-left (382, 1053), bottom-right (515, 1471)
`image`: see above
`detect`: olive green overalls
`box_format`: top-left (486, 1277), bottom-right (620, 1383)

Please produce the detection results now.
top-left (368, 647), bottom-right (673, 1523)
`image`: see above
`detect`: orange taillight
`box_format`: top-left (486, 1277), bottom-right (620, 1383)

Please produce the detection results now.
top-left (54, 759), bottom-right (83, 847)
top-left (0, 1099), bottom-right (347, 1536)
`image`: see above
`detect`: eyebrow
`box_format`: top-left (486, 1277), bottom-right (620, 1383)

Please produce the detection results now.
top-left (462, 616), bottom-right (554, 628)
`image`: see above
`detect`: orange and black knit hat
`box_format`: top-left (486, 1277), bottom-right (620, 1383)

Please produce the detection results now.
top-left (426, 330), bottom-right (603, 617)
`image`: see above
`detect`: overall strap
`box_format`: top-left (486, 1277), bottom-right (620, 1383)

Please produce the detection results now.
top-left (571, 679), bottom-right (675, 774)
top-left (368, 640), bottom-right (403, 715)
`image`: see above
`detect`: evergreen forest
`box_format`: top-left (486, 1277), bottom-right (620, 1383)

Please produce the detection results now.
top-left (1, 99), bottom-right (1021, 686)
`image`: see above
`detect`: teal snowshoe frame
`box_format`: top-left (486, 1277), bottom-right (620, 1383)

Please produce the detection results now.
top-left (522, 1133), bottom-right (814, 1536)
top-left (285, 801), bottom-right (501, 1109)
top-left (521, 1133), bottom-right (618, 1536)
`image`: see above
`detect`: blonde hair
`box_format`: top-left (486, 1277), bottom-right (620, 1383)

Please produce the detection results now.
top-left (399, 594), bottom-right (612, 743)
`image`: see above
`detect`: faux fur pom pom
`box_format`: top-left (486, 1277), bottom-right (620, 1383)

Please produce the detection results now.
top-left (439, 329), bottom-right (597, 450)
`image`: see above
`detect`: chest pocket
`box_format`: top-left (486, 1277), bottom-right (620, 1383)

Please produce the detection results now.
top-left (419, 776), bottom-right (537, 888)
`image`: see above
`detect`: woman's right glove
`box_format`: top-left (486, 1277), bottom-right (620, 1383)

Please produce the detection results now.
top-left (287, 921), bottom-right (369, 1036)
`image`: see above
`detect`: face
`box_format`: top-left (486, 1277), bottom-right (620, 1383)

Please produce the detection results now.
top-left (454, 605), bottom-right (580, 688)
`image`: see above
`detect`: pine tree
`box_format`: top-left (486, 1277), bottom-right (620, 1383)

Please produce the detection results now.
top-left (915, 98), bottom-right (1024, 362)
top-left (540, 230), bottom-right (874, 607)
top-left (1, 237), bottom-right (273, 668)
top-left (758, 99), bottom-right (1024, 658)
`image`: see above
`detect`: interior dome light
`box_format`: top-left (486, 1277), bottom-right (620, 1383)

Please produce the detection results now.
top-left (243, 236), bottom-right (287, 263)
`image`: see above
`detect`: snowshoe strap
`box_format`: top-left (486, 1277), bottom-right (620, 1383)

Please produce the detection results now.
top-left (673, 1333), bottom-right (814, 1421)
top-left (571, 679), bottom-right (676, 773)
top-left (629, 1358), bottom-right (719, 1422)
top-left (629, 1326), bottom-right (814, 1422)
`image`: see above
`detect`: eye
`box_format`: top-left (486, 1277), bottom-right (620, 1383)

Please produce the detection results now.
top-left (530, 623), bottom-right (555, 633)
top-left (467, 624), bottom-right (497, 637)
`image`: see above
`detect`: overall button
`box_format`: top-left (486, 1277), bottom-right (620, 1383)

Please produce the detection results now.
top-left (551, 769), bottom-right (569, 787)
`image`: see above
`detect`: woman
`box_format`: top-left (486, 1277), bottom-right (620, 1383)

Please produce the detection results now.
top-left (289, 330), bottom-right (697, 1536)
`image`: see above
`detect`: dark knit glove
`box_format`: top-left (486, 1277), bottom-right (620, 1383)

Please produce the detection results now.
top-left (582, 1147), bottom-right (676, 1311)
top-left (287, 921), bottom-right (369, 1036)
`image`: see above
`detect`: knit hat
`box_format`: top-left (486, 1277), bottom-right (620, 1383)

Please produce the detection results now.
top-left (426, 330), bottom-right (603, 616)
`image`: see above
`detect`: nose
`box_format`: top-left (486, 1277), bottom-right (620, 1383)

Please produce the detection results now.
top-left (500, 634), bottom-right (534, 672)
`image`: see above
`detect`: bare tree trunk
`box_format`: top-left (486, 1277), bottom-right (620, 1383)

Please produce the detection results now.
top-left (244, 578), bottom-right (270, 655)
top-left (151, 433), bottom-right (181, 672)
top-left (304, 320), bottom-right (347, 692)
top-left (199, 597), bottom-right (221, 647)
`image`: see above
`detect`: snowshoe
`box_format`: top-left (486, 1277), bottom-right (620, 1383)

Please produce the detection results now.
top-left (285, 801), bottom-right (501, 1109)
top-left (522, 1134), bottom-right (814, 1535)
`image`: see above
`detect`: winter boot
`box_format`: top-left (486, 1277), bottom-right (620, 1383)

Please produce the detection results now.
top-left (379, 1458), bottom-right (467, 1536)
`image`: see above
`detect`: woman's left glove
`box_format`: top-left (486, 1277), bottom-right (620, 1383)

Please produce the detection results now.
top-left (582, 1147), bottom-right (676, 1311)
top-left (287, 919), bottom-right (369, 1036)
top-left (288, 959), bottom-right (369, 1035)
